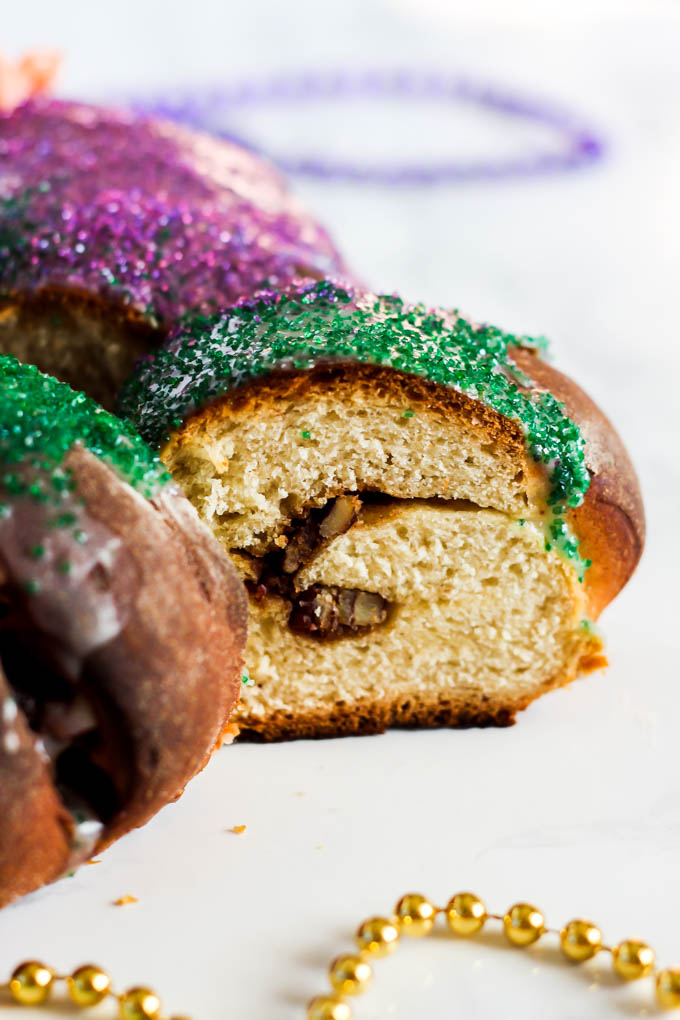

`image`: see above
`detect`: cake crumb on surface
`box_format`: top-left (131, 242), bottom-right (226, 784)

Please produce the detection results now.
top-left (228, 824), bottom-right (247, 834)
top-left (113, 894), bottom-right (138, 906)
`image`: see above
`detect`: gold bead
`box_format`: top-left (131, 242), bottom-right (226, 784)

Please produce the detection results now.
top-left (612, 940), bottom-right (655, 981)
top-left (328, 954), bottom-right (372, 995)
top-left (503, 903), bottom-right (545, 946)
top-left (306, 995), bottom-right (352, 1020)
top-left (445, 893), bottom-right (487, 936)
top-left (355, 916), bottom-right (400, 957)
top-left (394, 893), bottom-right (436, 936)
top-left (9, 961), bottom-right (54, 1005)
top-left (657, 969), bottom-right (680, 1009)
top-left (560, 920), bottom-right (603, 962)
top-left (119, 987), bottom-right (162, 1020)
top-left (68, 965), bottom-right (112, 1006)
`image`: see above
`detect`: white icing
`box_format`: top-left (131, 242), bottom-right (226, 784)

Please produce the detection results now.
top-left (2, 697), bottom-right (18, 723)
top-left (71, 817), bottom-right (104, 854)
top-left (34, 737), bottom-right (50, 763)
top-left (3, 730), bottom-right (20, 754)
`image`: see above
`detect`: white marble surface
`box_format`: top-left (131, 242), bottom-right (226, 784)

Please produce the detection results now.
top-left (2, 2), bottom-right (680, 1017)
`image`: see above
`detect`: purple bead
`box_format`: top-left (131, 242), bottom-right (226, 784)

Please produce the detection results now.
top-left (134, 69), bottom-right (606, 187)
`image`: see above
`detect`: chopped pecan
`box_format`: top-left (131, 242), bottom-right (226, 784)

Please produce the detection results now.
top-left (282, 516), bottom-right (320, 574)
top-left (283, 494), bottom-right (362, 575)
top-left (319, 494), bottom-right (361, 541)
top-left (289, 585), bottom-right (388, 639)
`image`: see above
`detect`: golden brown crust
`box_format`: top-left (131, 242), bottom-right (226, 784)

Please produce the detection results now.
top-left (237, 698), bottom-right (521, 741)
top-left (0, 447), bottom-right (247, 907)
top-left (236, 672), bottom-right (574, 741)
top-left (0, 666), bottom-right (73, 903)
top-left (509, 348), bottom-right (645, 616)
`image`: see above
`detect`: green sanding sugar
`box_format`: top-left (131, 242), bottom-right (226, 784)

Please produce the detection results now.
top-left (0, 354), bottom-right (169, 504)
top-left (118, 280), bottom-right (591, 570)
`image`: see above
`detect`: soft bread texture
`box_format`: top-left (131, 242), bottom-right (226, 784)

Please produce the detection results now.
top-left (161, 359), bottom-right (643, 740)
top-left (244, 502), bottom-right (596, 738)
top-left (0, 292), bottom-right (156, 410)
top-left (169, 365), bottom-right (543, 555)
top-left (0, 446), bottom-right (248, 907)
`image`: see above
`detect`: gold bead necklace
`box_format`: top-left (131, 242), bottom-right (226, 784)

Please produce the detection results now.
top-left (0, 962), bottom-right (188, 1020)
top-left (307, 891), bottom-right (680, 1018)
top-left (3, 892), bottom-right (680, 1018)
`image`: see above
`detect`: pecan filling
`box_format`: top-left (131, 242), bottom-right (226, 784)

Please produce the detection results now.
top-left (288, 585), bottom-right (388, 636)
top-left (244, 494), bottom-right (390, 639)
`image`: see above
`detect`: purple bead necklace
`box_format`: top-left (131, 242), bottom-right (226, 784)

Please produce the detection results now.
top-left (135, 68), bottom-right (605, 185)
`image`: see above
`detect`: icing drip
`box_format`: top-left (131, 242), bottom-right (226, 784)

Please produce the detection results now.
top-left (0, 472), bottom-right (127, 678)
top-left (0, 353), bottom-right (169, 664)
top-left (0, 353), bottom-right (170, 685)
top-left (0, 357), bottom-right (166, 854)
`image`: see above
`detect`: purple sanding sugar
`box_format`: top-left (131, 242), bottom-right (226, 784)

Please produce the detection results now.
top-left (0, 98), bottom-right (346, 327)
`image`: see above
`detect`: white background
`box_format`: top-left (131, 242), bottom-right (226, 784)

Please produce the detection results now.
top-left (2, 2), bottom-right (679, 1017)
